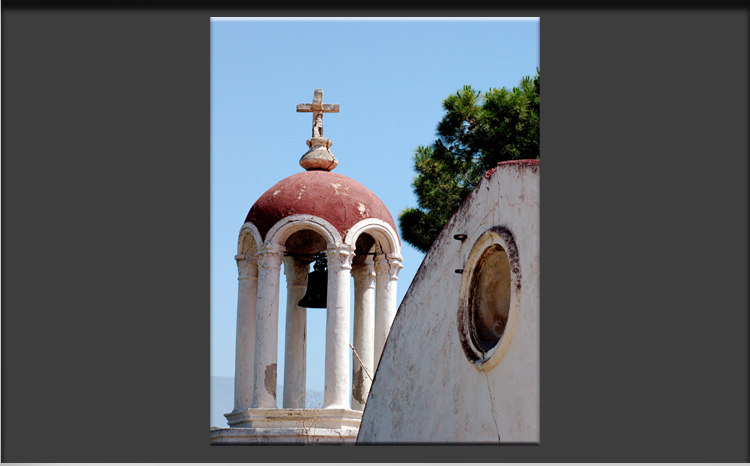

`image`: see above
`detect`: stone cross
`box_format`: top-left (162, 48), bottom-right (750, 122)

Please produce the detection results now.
top-left (297, 89), bottom-right (339, 138)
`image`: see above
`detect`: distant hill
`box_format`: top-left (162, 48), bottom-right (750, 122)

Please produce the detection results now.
top-left (210, 376), bottom-right (234, 427)
top-left (211, 376), bottom-right (324, 427)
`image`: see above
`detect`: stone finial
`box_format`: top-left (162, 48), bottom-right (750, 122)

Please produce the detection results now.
top-left (297, 89), bottom-right (339, 171)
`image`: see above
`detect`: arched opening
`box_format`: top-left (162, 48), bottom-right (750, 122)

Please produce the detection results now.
top-left (238, 225), bottom-right (261, 257)
top-left (285, 229), bottom-right (329, 256)
top-left (353, 232), bottom-right (376, 264)
top-left (345, 218), bottom-right (400, 257)
top-left (280, 229), bottom-right (328, 408)
top-left (254, 218), bottom-right (397, 411)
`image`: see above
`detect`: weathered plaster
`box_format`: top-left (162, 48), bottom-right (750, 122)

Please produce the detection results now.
top-left (233, 252), bottom-right (258, 412)
top-left (358, 160), bottom-right (539, 444)
top-left (245, 171), bottom-right (398, 243)
top-left (351, 257), bottom-right (376, 410)
top-left (264, 214), bottom-right (341, 248)
top-left (282, 258), bottom-right (308, 409)
top-left (345, 218), bottom-right (402, 252)
top-left (323, 243), bottom-right (355, 409)
top-left (374, 253), bottom-right (403, 363)
top-left (251, 243), bottom-right (285, 409)
top-left (214, 407), bottom-right (361, 445)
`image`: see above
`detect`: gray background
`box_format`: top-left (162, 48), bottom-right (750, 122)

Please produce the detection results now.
top-left (2, 5), bottom-right (747, 463)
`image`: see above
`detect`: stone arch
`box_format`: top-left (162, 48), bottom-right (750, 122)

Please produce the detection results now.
top-left (265, 214), bottom-right (342, 248)
top-left (345, 218), bottom-right (400, 256)
top-left (238, 222), bottom-right (263, 257)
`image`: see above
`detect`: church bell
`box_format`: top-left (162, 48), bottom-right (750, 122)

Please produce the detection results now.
top-left (298, 253), bottom-right (327, 309)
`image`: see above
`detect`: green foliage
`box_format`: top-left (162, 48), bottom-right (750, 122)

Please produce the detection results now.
top-left (399, 71), bottom-right (540, 253)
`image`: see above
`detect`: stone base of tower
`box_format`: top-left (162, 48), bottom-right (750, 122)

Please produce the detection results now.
top-left (210, 408), bottom-right (361, 445)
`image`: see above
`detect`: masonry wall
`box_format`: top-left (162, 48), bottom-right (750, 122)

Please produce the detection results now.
top-left (357, 161), bottom-right (539, 443)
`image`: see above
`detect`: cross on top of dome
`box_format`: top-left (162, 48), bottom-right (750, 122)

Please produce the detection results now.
top-left (296, 89), bottom-right (340, 172)
top-left (297, 89), bottom-right (339, 139)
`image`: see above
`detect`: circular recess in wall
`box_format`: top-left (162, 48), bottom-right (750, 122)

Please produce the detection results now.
top-left (457, 226), bottom-right (521, 370)
top-left (470, 245), bottom-right (511, 352)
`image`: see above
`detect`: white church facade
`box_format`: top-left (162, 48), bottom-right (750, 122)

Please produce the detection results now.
top-left (358, 159), bottom-right (540, 443)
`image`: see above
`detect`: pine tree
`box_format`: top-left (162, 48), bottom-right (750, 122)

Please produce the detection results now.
top-left (399, 71), bottom-right (540, 253)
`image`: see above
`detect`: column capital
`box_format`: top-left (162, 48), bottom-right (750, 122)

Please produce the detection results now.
top-left (236, 252), bottom-right (258, 279)
top-left (351, 262), bottom-right (376, 288)
top-left (256, 243), bottom-right (285, 271)
top-left (282, 255), bottom-right (308, 288)
top-left (325, 243), bottom-right (355, 271)
top-left (374, 253), bottom-right (404, 279)
top-left (237, 260), bottom-right (258, 280)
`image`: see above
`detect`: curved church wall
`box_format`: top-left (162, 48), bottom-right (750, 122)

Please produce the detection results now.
top-left (357, 160), bottom-right (539, 443)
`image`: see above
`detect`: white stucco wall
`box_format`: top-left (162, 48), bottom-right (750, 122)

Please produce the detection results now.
top-left (357, 161), bottom-right (539, 443)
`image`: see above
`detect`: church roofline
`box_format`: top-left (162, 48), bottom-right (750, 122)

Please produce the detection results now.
top-left (484, 159), bottom-right (540, 179)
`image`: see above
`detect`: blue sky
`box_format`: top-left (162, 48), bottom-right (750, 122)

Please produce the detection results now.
top-left (211, 17), bottom-right (539, 401)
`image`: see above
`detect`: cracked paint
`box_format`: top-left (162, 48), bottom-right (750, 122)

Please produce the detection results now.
top-left (484, 372), bottom-right (502, 441)
top-left (352, 366), bottom-right (365, 405)
top-left (264, 363), bottom-right (277, 400)
top-left (357, 202), bottom-right (368, 216)
top-left (246, 171), bottom-right (398, 242)
top-left (358, 159), bottom-right (538, 443)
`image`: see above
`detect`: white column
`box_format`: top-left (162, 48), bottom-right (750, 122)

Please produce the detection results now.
top-left (374, 253), bottom-right (404, 365)
top-left (233, 252), bottom-right (258, 412)
top-left (251, 243), bottom-right (285, 409)
top-left (323, 243), bottom-right (354, 409)
top-left (282, 256), bottom-right (308, 409)
top-left (351, 257), bottom-right (376, 411)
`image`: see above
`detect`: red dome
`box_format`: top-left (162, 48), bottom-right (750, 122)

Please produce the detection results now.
top-left (246, 170), bottom-right (399, 242)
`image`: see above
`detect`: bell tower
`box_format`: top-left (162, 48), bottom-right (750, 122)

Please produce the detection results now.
top-left (211, 90), bottom-right (403, 445)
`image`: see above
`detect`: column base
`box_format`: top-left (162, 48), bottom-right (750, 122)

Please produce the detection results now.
top-left (211, 408), bottom-right (361, 445)
top-left (210, 426), bottom-right (358, 445)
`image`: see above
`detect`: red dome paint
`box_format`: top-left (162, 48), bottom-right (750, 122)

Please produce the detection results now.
top-left (246, 170), bottom-right (399, 242)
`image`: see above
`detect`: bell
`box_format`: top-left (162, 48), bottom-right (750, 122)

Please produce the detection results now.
top-left (298, 254), bottom-right (327, 308)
